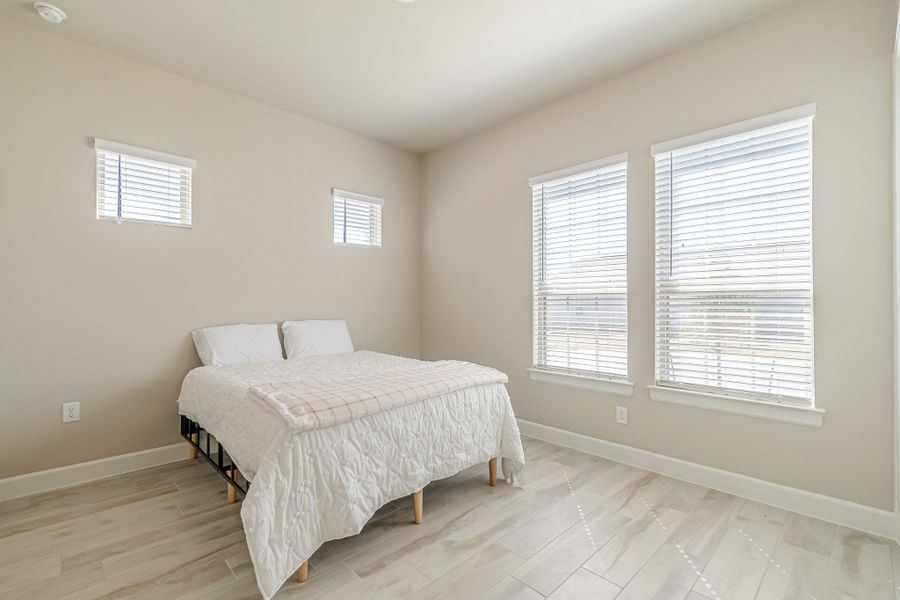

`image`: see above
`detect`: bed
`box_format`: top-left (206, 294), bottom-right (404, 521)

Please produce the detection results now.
top-left (177, 350), bottom-right (525, 600)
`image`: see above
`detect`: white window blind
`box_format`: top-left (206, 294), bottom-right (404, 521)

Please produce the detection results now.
top-left (653, 107), bottom-right (814, 405)
top-left (532, 155), bottom-right (628, 379)
top-left (95, 138), bottom-right (194, 227)
top-left (332, 188), bottom-right (382, 248)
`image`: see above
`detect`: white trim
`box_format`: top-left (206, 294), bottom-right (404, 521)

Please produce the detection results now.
top-left (332, 188), bottom-right (384, 206)
top-left (650, 104), bottom-right (816, 155)
top-left (528, 368), bottom-right (634, 397)
top-left (529, 152), bottom-right (629, 186)
top-left (98, 215), bottom-right (193, 229)
top-left (94, 138), bottom-right (196, 168)
top-left (0, 443), bottom-right (188, 502)
top-left (332, 241), bottom-right (382, 250)
top-left (893, 51), bottom-right (900, 542)
top-left (648, 385), bottom-right (824, 428)
top-left (517, 419), bottom-right (895, 540)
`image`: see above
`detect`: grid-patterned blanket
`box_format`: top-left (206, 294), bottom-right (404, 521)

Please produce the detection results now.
top-left (247, 360), bottom-right (508, 433)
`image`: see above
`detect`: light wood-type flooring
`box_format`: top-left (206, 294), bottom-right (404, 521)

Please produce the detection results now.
top-left (1, 436), bottom-right (897, 599)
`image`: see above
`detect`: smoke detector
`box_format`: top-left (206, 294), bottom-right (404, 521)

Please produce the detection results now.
top-left (34, 2), bottom-right (66, 24)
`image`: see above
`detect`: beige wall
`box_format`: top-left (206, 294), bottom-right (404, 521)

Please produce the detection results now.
top-left (0, 17), bottom-right (421, 478)
top-left (422, 0), bottom-right (896, 510)
top-left (2, 0), bottom-right (896, 511)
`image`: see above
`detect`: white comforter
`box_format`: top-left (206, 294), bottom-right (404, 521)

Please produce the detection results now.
top-left (178, 351), bottom-right (525, 600)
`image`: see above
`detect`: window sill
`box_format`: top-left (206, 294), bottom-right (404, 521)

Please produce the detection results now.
top-left (332, 242), bottom-right (381, 249)
top-left (528, 368), bottom-right (634, 397)
top-left (647, 385), bottom-right (824, 428)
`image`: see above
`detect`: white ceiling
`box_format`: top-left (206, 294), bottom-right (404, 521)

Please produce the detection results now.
top-left (2, 0), bottom-right (796, 152)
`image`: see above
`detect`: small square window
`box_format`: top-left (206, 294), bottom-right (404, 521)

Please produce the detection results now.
top-left (332, 188), bottom-right (382, 248)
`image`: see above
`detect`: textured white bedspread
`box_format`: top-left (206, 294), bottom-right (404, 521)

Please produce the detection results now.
top-left (249, 360), bottom-right (508, 433)
top-left (177, 351), bottom-right (525, 600)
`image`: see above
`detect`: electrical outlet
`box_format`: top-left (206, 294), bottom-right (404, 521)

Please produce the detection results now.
top-left (62, 402), bottom-right (80, 423)
top-left (616, 406), bottom-right (628, 425)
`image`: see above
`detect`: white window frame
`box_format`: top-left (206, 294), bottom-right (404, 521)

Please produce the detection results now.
top-left (332, 188), bottom-right (383, 249)
top-left (529, 153), bottom-right (634, 397)
top-left (94, 138), bottom-right (194, 228)
top-left (650, 104), bottom-right (823, 427)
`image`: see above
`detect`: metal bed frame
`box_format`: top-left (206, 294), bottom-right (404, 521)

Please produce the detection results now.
top-left (180, 414), bottom-right (248, 498)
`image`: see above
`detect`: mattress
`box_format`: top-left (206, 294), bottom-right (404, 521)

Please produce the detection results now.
top-left (177, 350), bottom-right (525, 599)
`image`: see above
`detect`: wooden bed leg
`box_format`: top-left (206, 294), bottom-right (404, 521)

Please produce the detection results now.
top-left (489, 458), bottom-right (497, 487)
top-left (412, 489), bottom-right (423, 524)
top-left (189, 432), bottom-right (198, 460)
top-left (227, 467), bottom-right (239, 504)
top-left (296, 560), bottom-right (309, 583)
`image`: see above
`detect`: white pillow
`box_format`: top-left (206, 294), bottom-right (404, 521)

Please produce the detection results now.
top-left (191, 323), bottom-right (283, 366)
top-left (282, 320), bottom-right (354, 359)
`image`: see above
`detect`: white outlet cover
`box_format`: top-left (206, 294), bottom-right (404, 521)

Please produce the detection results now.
top-left (616, 406), bottom-right (628, 425)
top-left (62, 402), bottom-right (80, 423)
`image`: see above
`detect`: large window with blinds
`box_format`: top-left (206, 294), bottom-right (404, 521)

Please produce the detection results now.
top-left (531, 154), bottom-right (628, 380)
top-left (95, 139), bottom-right (194, 227)
top-left (332, 188), bottom-right (383, 248)
top-left (653, 106), bottom-right (814, 406)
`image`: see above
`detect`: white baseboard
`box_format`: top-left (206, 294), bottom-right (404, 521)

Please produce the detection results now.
top-left (0, 443), bottom-right (189, 502)
top-left (518, 419), bottom-right (897, 541)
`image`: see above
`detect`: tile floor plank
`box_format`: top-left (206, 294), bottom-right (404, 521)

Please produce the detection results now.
top-left (755, 542), bottom-right (829, 600)
top-left (545, 568), bottom-right (620, 600)
top-left (690, 500), bottom-right (787, 600)
top-left (477, 576), bottom-right (544, 600)
top-left (827, 526), bottom-right (894, 599)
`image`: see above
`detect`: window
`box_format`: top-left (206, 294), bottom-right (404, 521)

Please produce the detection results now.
top-left (653, 105), bottom-right (815, 406)
top-left (332, 188), bottom-right (382, 248)
top-left (95, 138), bottom-right (194, 227)
top-left (531, 154), bottom-right (628, 382)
